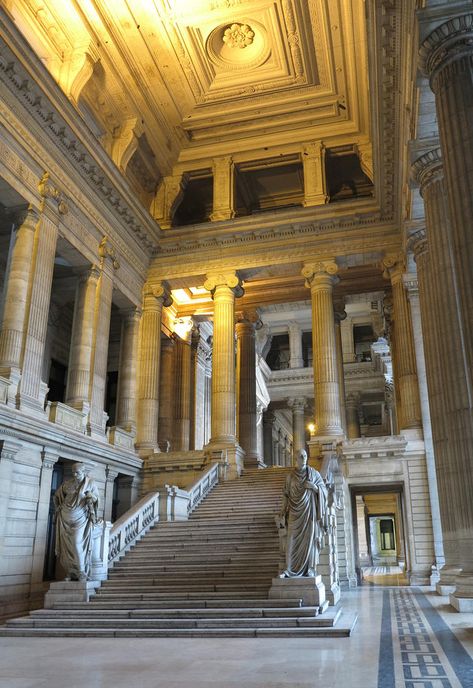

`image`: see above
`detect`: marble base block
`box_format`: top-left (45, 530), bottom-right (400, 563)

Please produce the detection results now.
top-left (436, 583), bottom-right (456, 595)
top-left (269, 575), bottom-right (328, 612)
top-left (44, 580), bottom-right (101, 609)
top-left (449, 594), bottom-right (473, 612)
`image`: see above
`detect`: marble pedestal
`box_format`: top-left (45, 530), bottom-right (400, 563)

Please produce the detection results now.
top-left (269, 576), bottom-right (329, 613)
top-left (449, 573), bottom-right (473, 612)
top-left (44, 580), bottom-right (100, 609)
top-left (436, 567), bottom-right (461, 596)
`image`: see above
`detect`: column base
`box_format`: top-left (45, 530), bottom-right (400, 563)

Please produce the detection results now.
top-left (303, 194), bottom-right (329, 207)
top-left (448, 572), bottom-right (473, 611)
top-left (205, 440), bottom-right (245, 479)
top-left (408, 569), bottom-right (432, 586)
top-left (210, 210), bottom-right (235, 222)
top-left (269, 575), bottom-right (328, 612)
top-left (16, 390), bottom-right (48, 419)
top-left (436, 566), bottom-right (462, 596)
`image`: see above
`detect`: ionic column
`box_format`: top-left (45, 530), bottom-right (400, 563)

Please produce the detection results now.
top-left (404, 269), bottom-right (445, 579)
top-left (65, 266), bottom-right (101, 413)
top-left (18, 177), bottom-right (64, 415)
top-left (334, 299), bottom-right (347, 435)
top-left (236, 310), bottom-right (260, 466)
top-left (420, 18), bottom-right (473, 607)
top-left (30, 448), bottom-right (59, 589)
top-left (302, 260), bottom-right (343, 439)
top-left (411, 149), bottom-right (467, 596)
top-left (210, 157), bottom-right (235, 222)
top-left (288, 321), bottom-right (303, 368)
top-left (302, 141), bottom-right (328, 207)
top-left (204, 271), bottom-right (243, 445)
top-left (288, 397), bottom-right (306, 459)
top-left (115, 307), bottom-right (141, 434)
top-left (88, 239), bottom-right (119, 437)
top-left (346, 393), bottom-right (360, 439)
top-left (263, 410), bottom-right (275, 466)
top-left (0, 207), bottom-right (38, 394)
top-left (158, 335), bottom-right (176, 450)
top-left (173, 323), bottom-right (192, 452)
top-left (382, 255), bottom-right (422, 435)
top-left (136, 282), bottom-right (172, 455)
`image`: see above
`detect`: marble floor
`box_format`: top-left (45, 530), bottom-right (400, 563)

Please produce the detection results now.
top-left (1, 587), bottom-right (472, 688)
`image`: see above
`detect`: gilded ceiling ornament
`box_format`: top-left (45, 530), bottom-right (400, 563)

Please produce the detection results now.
top-left (222, 23), bottom-right (255, 49)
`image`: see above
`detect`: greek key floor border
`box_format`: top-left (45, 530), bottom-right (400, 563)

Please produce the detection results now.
top-left (378, 589), bottom-right (473, 688)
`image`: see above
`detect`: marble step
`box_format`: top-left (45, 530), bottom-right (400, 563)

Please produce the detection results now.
top-left (109, 566), bottom-right (278, 576)
top-left (55, 598), bottom-right (304, 610)
top-left (24, 606), bottom-right (315, 619)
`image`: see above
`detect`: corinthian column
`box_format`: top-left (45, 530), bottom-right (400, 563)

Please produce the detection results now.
top-left (411, 147), bottom-right (468, 599)
top-left (302, 260), bottom-right (343, 440)
top-left (136, 282), bottom-right (172, 456)
top-left (158, 334), bottom-right (176, 450)
top-left (382, 255), bottom-right (422, 436)
top-left (88, 239), bottom-right (119, 437)
top-left (236, 310), bottom-right (260, 467)
top-left (65, 266), bottom-right (101, 413)
top-left (204, 271), bottom-right (244, 478)
top-left (420, 17), bottom-right (473, 609)
top-left (0, 207), bottom-right (38, 397)
top-left (17, 175), bottom-right (65, 416)
top-left (115, 307), bottom-right (141, 434)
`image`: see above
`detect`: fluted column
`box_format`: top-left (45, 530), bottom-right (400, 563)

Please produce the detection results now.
top-left (302, 260), bottom-right (343, 440)
top-left (103, 467), bottom-right (118, 522)
top-left (404, 268), bottom-right (445, 579)
top-left (346, 393), bottom-right (360, 439)
top-left (115, 307), bottom-right (141, 434)
top-left (173, 324), bottom-right (192, 452)
top-left (158, 334), bottom-right (176, 450)
top-left (288, 321), bottom-right (303, 368)
top-left (288, 397), bottom-right (306, 460)
top-left (65, 266), bottom-right (101, 412)
top-left (420, 17), bottom-right (473, 608)
top-left (0, 207), bottom-right (38, 392)
top-left (88, 239), bottom-right (119, 437)
top-left (190, 327), bottom-right (208, 451)
top-left (17, 177), bottom-right (64, 415)
top-left (236, 310), bottom-right (260, 466)
top-left (382, 255), bottom-right (422, 435)
top-left (136, 282), bottom-right (172, 455)
top-left (411, 149), bottom-right (468, 596)
top-left (204, 271), bottom-right (243, 445)
top-left (256, 401), bottom-right (265, 465)
top-left (334, 299), bottom-right (347, 435)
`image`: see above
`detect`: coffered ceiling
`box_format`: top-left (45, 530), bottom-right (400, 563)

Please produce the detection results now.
top-left (9, 0), bottom-right (371, 172)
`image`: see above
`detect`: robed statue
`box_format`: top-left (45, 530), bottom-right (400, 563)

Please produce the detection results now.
top-left (278, 449), bottom-right (328, 578)
top-left (54, 462), bottom-right (99, 581)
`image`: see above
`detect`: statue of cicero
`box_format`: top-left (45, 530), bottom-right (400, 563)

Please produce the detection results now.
top-left (54, 463), bottom-right (99, 581)
top-left (278, 449), bottom-right (328, 578)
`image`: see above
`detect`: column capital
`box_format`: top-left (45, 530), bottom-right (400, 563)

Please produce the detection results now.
top-left (345, 392), bottom-right (359, 407)
top-left (99, 236), bottom-right (120, 271)
top-left (13, 205), bottom-right (39, 230)
top-left (78, 264), bottom-right (101, 284)
top-left (204, 271), bottom-right (243, 297)
top-left (381, 253), bottom-right (406, 284)
top-left (411, 148), bottom-right (443, 194)
top-left (288, 397), bottom-right (307, 412)
top-left (302, 260), bottom-right (339, 288)
top-left (120, 305), bottom-right (142, 322)
top-left (235, 309), bottom-right (261, 327)
top-left (419, 14), bottom-right (473, 91)
top-left (407, 229), bottom-right (428, 262)
top-left (0, 438), bottom-right (23, 462)
top-left (105, 466), bottom-right (119, 482)
top-left (142, 282), bottom-right (173, 308)
top-left (403, 275), bottom-right (419, 300)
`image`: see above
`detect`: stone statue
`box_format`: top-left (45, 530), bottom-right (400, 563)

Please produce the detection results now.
top-left (278, 449), bottom-right (328, 578)
top-left (54, 463), bottom-right (99, 581)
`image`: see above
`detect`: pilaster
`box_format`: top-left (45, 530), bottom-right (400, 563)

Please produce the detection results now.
top-left (158, 334), bottom-right (176, 450)
top-left (288, 321), bottom-right (304, 369)
top-left (302, 141), bottom-right (328, 206)
top-left (210, 157), bottom-right (235, 222)
top-left (288, 397), bottom-right (306, 460)
top-left (30, 448), bottom-right (59, 590)
top-left (236, 310), bottom-right (261, 467)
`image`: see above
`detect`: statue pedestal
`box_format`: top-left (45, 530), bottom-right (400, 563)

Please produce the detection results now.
top-left (44, 580), bottom-right (101, 609)
top-left (268, 575), bottom-right (329, 613)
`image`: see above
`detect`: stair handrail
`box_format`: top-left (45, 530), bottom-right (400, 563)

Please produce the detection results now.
top-left (187, 460), bottom-right (220, 515)
top-left (107, 491), bottom-right (160, 565)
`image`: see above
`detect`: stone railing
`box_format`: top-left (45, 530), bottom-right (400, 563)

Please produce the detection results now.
top-left (106, 461), bottom-right (220, 567)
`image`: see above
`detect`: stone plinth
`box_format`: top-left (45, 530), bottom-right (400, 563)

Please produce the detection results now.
top-left (269, 575), bottom-right (328, 612)
top-left (44, 580), bottom-right (100, 608)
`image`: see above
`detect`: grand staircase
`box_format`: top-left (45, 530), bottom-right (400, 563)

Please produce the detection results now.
top-left (1, 468), bottom-right (357, 637)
